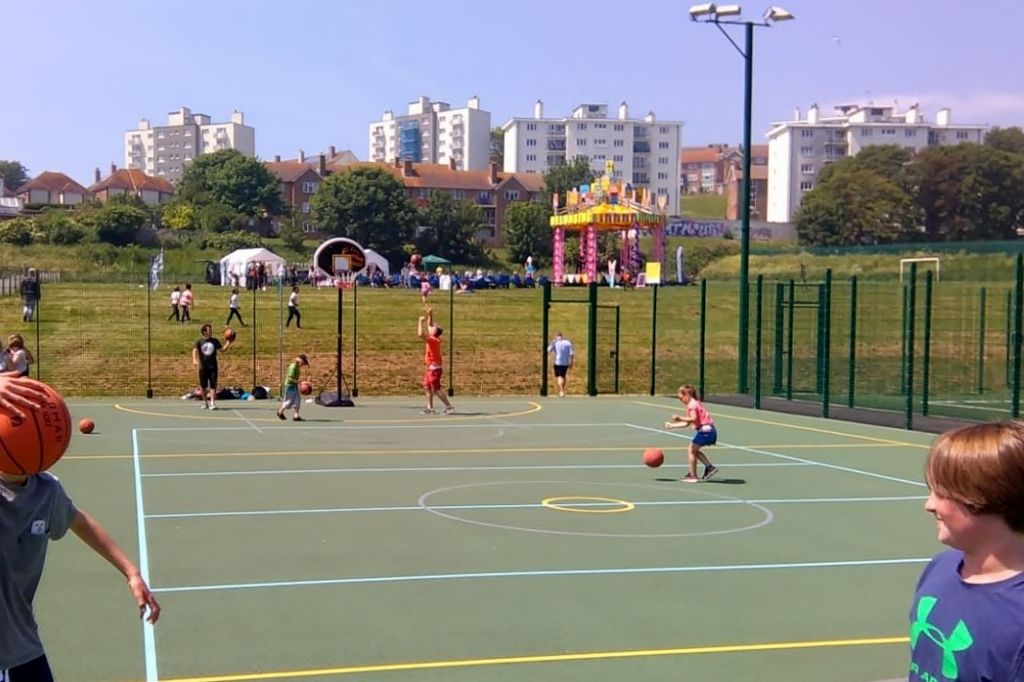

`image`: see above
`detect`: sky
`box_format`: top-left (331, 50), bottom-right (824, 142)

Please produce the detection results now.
top-left (2, 0), bottom-right (1022, 185)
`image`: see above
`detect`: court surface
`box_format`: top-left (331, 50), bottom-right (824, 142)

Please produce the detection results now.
top-left (38, 395), bottom-right (939, 681)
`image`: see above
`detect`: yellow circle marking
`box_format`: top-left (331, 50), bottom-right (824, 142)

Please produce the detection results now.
top-left (541, 496), bottom-right (635, 514)
top-left (112, 401), bottom-right (542, 424)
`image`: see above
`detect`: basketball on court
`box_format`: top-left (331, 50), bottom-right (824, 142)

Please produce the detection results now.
top-left (78, 418), bottom-right (95, 434)
top-left (643, 448), bottom-right (664, 468)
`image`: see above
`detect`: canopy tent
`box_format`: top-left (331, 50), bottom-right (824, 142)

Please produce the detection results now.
top-left (363, 249), bottom-right (390, 277)
top-left (421, 254), bottom-right (452, 272)
top-left (219, 247), bottom-right (287, 287)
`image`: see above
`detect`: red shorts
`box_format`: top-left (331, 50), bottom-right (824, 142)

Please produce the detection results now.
top-left (423, 367), bottom-right (443, 392)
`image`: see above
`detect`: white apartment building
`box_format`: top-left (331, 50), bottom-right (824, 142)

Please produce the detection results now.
top-left (124, 107), bottom-right (256, 179)
top-left (368, 96), bottom-right (491, 171)
top-left (767, 103), bottom-right (986, 223)
top-left (502, 101), bottom-right (682, 211)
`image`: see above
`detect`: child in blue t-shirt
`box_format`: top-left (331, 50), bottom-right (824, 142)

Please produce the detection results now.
top-left (909, 421), bottom-right (1024, 681)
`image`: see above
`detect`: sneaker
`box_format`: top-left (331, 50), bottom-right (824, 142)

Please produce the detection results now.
top-left (702, 465), bottom-right (720, 481)
top-left (420, 409), bottom-right (435, 415)
top-left (292, 416), bottom-right (305, 422)
top-left (276, 411), bottom-right (286, 420)
top-left (443, 406), bottom-right (455, 415)
top-left (209, 404), bottom-right (218, 411)
top-left (681, 473), bottom-right (700, 484)
top-left (200, 403), bottom-right (208, 410)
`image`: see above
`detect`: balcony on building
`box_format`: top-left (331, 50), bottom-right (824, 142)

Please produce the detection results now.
top-left (547, 124), bottom-right (566, 136)
top-left (633, 141), bottom-right (651, 154)
top-left (547, 140), bottom-right (566, 151)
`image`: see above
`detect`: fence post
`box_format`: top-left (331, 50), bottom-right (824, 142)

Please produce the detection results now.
top-left (754, 275), bottom-right (763, 409)
top-left (1013, 254), bottom-right (1023, 419)
top-left (252, 286), bottom-right (258, 389)
top-left (848, 275), bottom-right (857, 408)
top-left (541, 280), bottom-right (551, 397)
top-left (649, 284), bottom-right (658, 396)
top-left (822, 269), bottom-right (832, 418)
top-left (901, 284), bottom-right (909, 395)
top-left (614, 306), bottom-right (621, 394)
top-left (922, 270), bottom-right (934, 417)
top-left (146, 274), bottom-right (153, 398)
top-left (1007, 289), bottom-right (1013, 389)
top-left (773, 282), bottom-right (784, 394)
top-left (587, 282), bottom-right (598, 397)
top-left (786, 279), bottom-right (795, 400)
top-left (699, 279), bottom-right (707, 400)
top-left (905, 263), bottom-right (917, 430)
top-left (977, 287), bottom-right (986, 395)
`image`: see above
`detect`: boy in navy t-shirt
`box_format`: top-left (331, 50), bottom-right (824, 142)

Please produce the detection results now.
top-left (909, 421), bottom-right (1024, 681)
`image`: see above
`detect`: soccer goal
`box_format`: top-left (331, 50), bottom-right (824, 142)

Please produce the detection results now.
top-left (899, 257), bottom-right (940, 283)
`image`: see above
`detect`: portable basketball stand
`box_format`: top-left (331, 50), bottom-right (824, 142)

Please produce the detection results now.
top-left (316, 256), bottom-right (355, 407)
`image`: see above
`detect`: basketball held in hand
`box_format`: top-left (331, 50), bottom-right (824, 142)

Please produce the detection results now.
top-left (0, 380), bottom-right (72, 475)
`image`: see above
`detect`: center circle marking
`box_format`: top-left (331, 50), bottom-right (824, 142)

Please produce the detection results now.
top-left (541, 496), bottom-right (636, 514)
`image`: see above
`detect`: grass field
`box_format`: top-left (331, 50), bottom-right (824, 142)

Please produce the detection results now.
top-left (679, 193), bottom-right (727, 219)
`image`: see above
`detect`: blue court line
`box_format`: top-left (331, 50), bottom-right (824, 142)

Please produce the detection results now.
top-left (145, 495), bottom-right (926, 520)
top-left (139, 461), bottom-right (809, 479)
top-left (132, 429), bottom-right (159, 681)
top-left (625, 424), bottom-right (927, 488)
top-left (152, 557), bottom-right (932, 594)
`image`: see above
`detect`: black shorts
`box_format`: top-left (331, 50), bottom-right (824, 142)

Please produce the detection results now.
top-left (554, 364), bottom-right (569, 378)
top-left (6, 654), bottom-right (54, 681)
top-left (199, 365), bottom-right (218, 390)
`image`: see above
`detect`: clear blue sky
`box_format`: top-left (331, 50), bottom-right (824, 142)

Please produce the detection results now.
top-left (3, 0), bottom-right (1021, 184)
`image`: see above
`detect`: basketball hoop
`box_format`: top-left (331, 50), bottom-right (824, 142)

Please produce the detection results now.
top-left (335, 273), bottom-right (355, 290)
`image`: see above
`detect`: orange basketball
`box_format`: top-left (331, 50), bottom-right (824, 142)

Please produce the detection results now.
top-left (643, 447), bottom-right (664, 468)
top-left (0, 380), bottom-right (72, 474)
top-left (79, 418), bottom-right (95, 434)
top-left (299, 381), bottom-right (312, 396)
top-left (224, 328), bottom-right (237, 342)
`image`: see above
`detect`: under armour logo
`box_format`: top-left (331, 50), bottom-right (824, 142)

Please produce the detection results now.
top-left (910, 596), bottom-right (974, 679)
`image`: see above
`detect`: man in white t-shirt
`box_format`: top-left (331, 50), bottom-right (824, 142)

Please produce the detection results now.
top-left (547, 332), bottom-right (574, 397)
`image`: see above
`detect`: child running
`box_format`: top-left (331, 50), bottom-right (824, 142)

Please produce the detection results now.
top-left (908, 421), bottom-right (1024, 681)
top-left (417, 306), bottom-right (454, 415)
top-left (277, 353), bottom-right (309, 422)
top-left (226, 288), bottom-right (245, 327)
top-left (664, 384), bottom-right (719, 483)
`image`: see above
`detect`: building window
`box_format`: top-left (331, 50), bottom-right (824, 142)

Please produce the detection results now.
top-left (905, 129), bottom-right (917, 138)
top-left (526, 154), bottom-right (537, 162)
top-left (658, 141), bottom-right (670, 149)
top-left (303, 222), bottom-right (317, 233)
top-left (526, 138), bottom-right (537, 147)
top-left (659, 157), bottom-right (669, 164)
top-left (660, 126), bottom-right (669, 134)
top-left (577, 139), bottom-right (587, 146)
top-left (801, 130), bottom-right (814, 138)
top-left (595, 138), bottom-right (606, 145)
top-left (526, 123), bottom-right (536, 131)
top-left (302, 181), bottom-right (318, 193)
top-left (800, 181), bottom-right (813, 191)
top-left (301, 202), bottom-right (310, 214)
top-left (505, 190), bottom-right (520, 201)
top-left (614, 124), bottom-right (624, 131)
top-left (800, 164), bottom-right (814, 174)
top-left (578, 123), bottom-right (588, 131)
top-left (956, 131), bottom-right (970, 140)
top-left (595, 123), bottom-right (606, 129)
top-left (477, 191), bottom-right (492, 204)
top-left (613, 139), bottom-right (624, 147)
top-left (861, 128), bottom-right (873, 137)
top-left (800, 146), bottom-right (813, 155)
top-left (453, 189), bottom-right (465, 199)
top-left (658, 172), bottom-right (668, 180)
top-left (882, 128), bottom-right (895, 135)
top-left (613, 155), bottom-right (623, 162)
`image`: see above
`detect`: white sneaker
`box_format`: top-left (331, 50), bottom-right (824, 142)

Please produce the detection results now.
top-left (209, 404), bottom-right (218, 411)
top-left (443, 406), bottom-right (455, 415)
top-left (420, 408), bottom-right (435, 415)
top-left (200, 403), bottom-right (208, 410)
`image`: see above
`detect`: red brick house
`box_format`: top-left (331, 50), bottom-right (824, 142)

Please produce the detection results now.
top-left (88, 166), bottom-right (174, 205)
top-left (265, 161), bottom-right (324, 233)
top-left (725, 163), bottom-right (768, 221)
top-left (681, 144), bottom-right (768, 194)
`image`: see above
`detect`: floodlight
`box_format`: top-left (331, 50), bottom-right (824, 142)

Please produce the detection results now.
top-left (689, 3), bottom-right (716, 20)
top-left (763, 5), bottom-right (795, 21)
top-left (715, 4), bottom-right (742, 17)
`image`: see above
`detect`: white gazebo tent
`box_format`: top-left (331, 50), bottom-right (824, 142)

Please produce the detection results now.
top-left (219, 247), bottom-right (287, 287)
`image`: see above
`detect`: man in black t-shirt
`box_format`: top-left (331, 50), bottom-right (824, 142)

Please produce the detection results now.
top-left (192, 324), bottom-right (232, 410)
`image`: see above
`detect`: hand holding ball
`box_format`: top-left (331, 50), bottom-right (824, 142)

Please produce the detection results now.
top-left (224, 328), bottom-right (237, 342)
top-left (0, 380), bottom-right (72, 475)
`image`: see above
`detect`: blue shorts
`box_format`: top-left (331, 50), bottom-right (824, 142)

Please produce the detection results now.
top-left (692, 426), bottom-right (717, 447)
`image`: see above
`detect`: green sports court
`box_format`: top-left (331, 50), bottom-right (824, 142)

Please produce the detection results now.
top-left (39, 395), bottom-right (938, 681)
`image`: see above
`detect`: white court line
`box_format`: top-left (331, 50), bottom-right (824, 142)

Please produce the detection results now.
top-left (152, 557), bottom-right (931, 594)
top-left (146, 495), bottom-right (927, 520)
top-left (140, 461), bottom-right (810, 479)
top-left (624, 424), bottom-right (928, 489)
top-left (131, 430), bottom-right (159, 681)
top-left (233, 409), bottom-right (263, 434)
top-left (929, 401), bottom-right (1012, 413)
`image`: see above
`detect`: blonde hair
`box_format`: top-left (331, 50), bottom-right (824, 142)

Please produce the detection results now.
top-left (926, 421), bottom-right (1024, 532)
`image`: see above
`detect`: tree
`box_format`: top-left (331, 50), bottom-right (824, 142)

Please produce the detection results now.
top-left (916, 144), bottom-right (1024, 241)
top-left (795, 166), bottom-right (918, 246)
top-left (277, 211), bottom-right (307, 252)
top-left (417, 191), bottom-right (486, 263)
top-left (178, 149), bottom-right (285, 217)
top-left (161, 200), bottom-right (197, 230)
top-left (79, 204), bottom-right (151, 246)
top-left (503, 201), bottom-right (551, 264)
top-left (310, 166), bottom-right (416, 263)
top-left (0, 160), bottom-right (29, 192)
top-left (0, 218), bottom-right (34, 245)
top-left (197, 202), bottom-right (242, 233)
top-left (543, 156), bottom-right (596, 207)
top-left (985, 127), bottom-right (1024, 156)
top-left (489, 127), bottom-right (505, 167)
top-left (35, 209), bottom-right (85, 245)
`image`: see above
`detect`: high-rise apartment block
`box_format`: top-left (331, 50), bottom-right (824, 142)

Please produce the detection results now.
top-left (502, 101), bottom-right (682, 212)
top-left (124, 107), bottom-right (256, 180)
top-left (368, 96), bottom-right (491, 171)
top-left (767, 103), bottom-right (986, 223)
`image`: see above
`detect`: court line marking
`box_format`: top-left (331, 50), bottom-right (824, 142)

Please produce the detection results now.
top-left (140, 461), bottom-right (809, 479)
top-left (632, 400), bottom-right (930, 448)
top-left (129, 421), bottom-right (611, 433)
top-left (60, 442), bottom-right (904, 461)
top-left (625, 424), bottom-right (928, 489)
top-left (152, 557), bottom-right (930, 594)
top-left (233, 409), bottom-right (263, 434)
top-left (145, 495), bottom-right (926, 520)
top-left (542, 496), bottom-right (635, 513)
top-left (113, 401), bottom-right (542, 423)
top-left (131, 430), bottom-right (159, 681)
top-left (153, 635), bottom-right (911, 682)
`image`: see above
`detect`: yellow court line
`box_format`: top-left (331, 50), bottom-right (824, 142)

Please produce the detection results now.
top-left (112, 401), bottom-right (542, 424)
top-left (542, 496), bottom-right (635, 513)
top-left (60, 442), bottom-right (903, 461)
top-left (157, 635), bottom-right (910, 682)
top-left (632, 400), bottom-right (929, 448)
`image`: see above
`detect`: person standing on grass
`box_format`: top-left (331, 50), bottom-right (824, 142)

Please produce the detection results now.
top-left (907, 421), bottom-right (1024, 681)
top-left (664, 384), bottom-right (719, 483)
top-left (6, 335), bottom-right (33, 378)
top-left (168, 285), bottom-right (181, 322)
top-left (226, 288), bottom-right (245, 327)
top-left (179, 283), bottom-right (193, 323)
top-left (276, 353), bottom-right (309, 422)
top-left (19, 268), bottom-right (40, 323)
top-left (192, 323), bottom-right (232, 410)
top-left (546, 332), bottom-right (574, 397)
top-left (417, 306), bottom-right (454, 415)
top-left (286, 286), bottom-right (302, 328)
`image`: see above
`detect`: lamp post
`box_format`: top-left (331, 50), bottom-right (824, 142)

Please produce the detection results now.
top-left (689, 3), bottom-right (794, 393)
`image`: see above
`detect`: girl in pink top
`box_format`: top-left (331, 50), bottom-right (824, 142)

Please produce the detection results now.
top-left (665, 384), bottom-right (719, 483)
